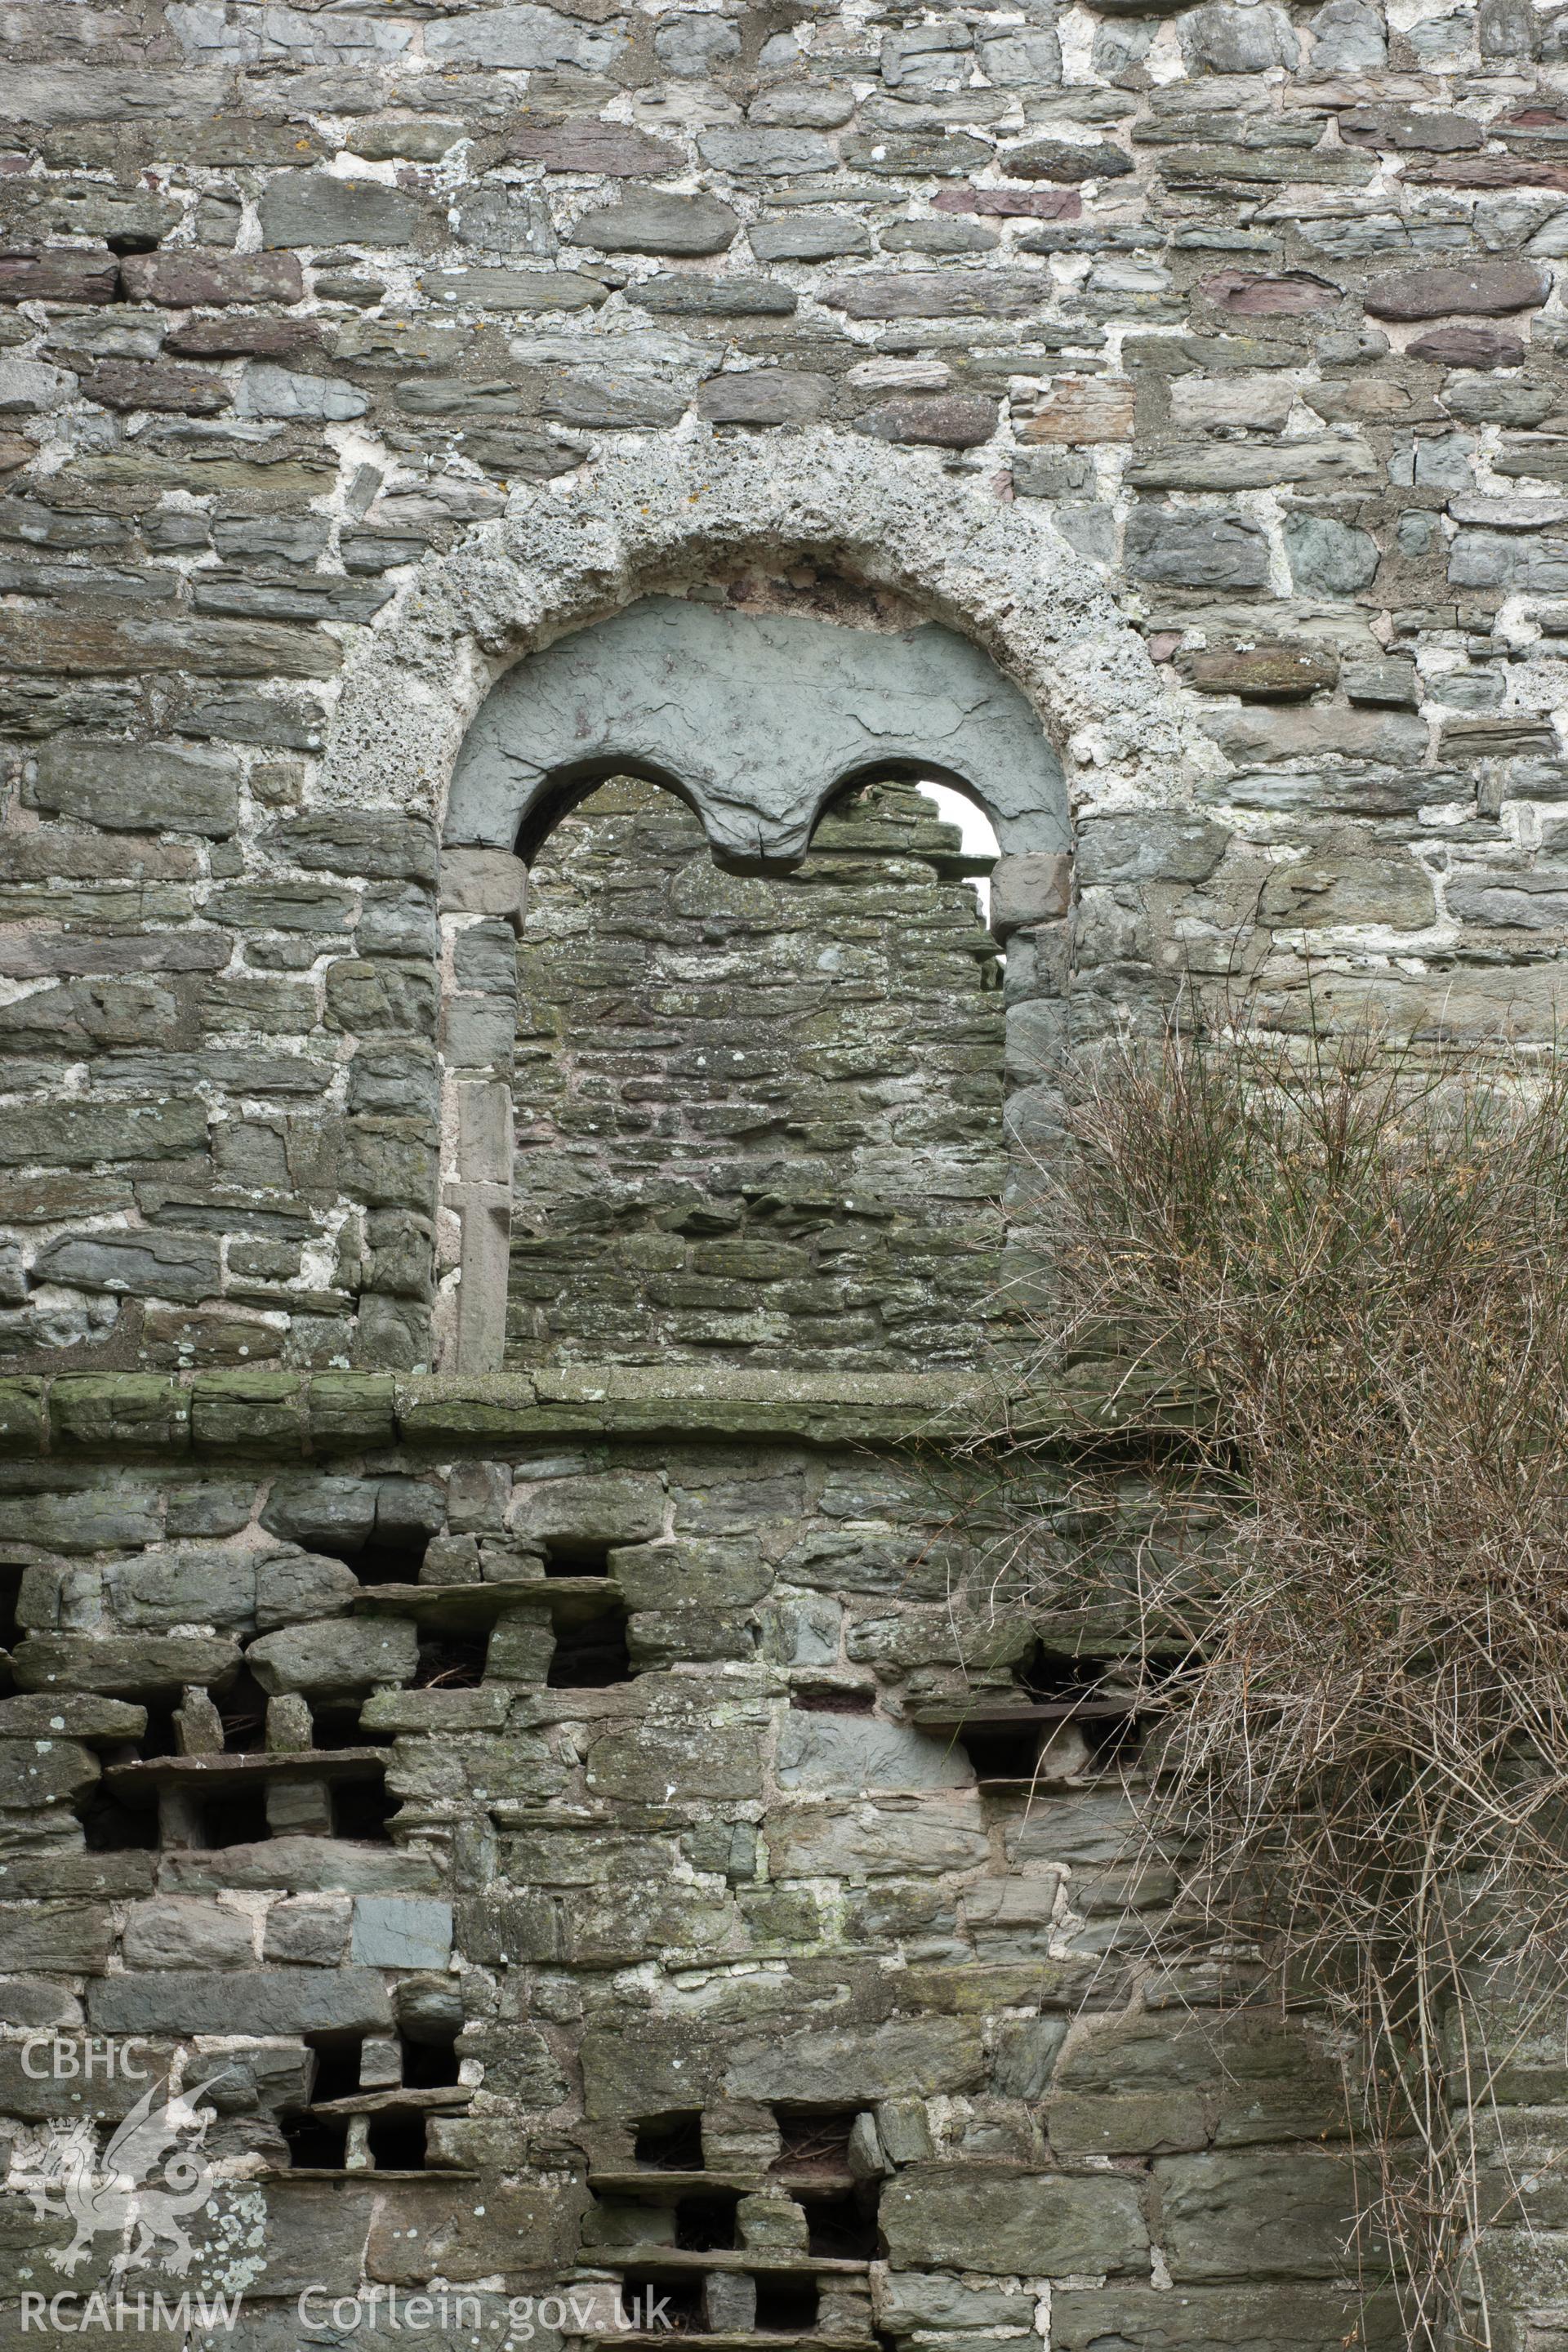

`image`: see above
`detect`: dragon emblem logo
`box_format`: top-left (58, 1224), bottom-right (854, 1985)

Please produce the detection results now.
top-left (11, 2077), bottom-right (216, 2278)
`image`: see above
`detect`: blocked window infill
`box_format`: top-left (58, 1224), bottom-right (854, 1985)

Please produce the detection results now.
top-left (508, 776), bottom-right (1004, 1371)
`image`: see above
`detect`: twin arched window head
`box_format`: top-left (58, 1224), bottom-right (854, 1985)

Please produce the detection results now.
top-left (443, 593), bottom-right (1067, 875)
top-left (435, 594), bottom-right (1067, 1376)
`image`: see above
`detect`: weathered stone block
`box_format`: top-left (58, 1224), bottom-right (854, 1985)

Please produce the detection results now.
top-left (1050, 2285), bottom-right (1396, 2350)
top-left (726, 2018), bottom-right (987, 2105)
top-left (1206, 707), bottom-right (1423, 768)
top-left (1018, 376), bottom-right (1134, 443)
top-left (263, 1895), bottom-right (351, 1965)
top-left (122, 1899), bottom-right (254, 1971)
top-left (0, 1895), bottom-right (110, 1975)
top-left (696, 372), bottom-right (834, 425)
top-left (13, 1634), bottom-right (240, 1697)
top-left (1048, 2089), bottom-right (1207, 2155)
top-left (1283, 514), bottom-right (1380, 596)
top-left (1125, 506), bottom-right (1269, 590)
top-left (863, 394), bottom-right (998, 448)
top-left (1076, 814), bottom-right (1229, 887)
top-left (514, 1474), bottom-right (663, 1548)
top-left (831, 273), bottom-right (1044, 320)
top-left (989, 853), bottom-right (1071, 939)
top-left (120, 252), bottom-right (304, 306)
top-left (247, 1618), bottom-right (418, 1698)
top-left (575, 195), bottom-right (738, 255)
top-left (259, 173), bottom-right (427, 248)
top-left (351, 1895), bottom-right (452, 1968)
top-left (612, 1539), bottom-right (771, 1610)
top-left (0, 1099), bottom-right (205, 1167)
top-left (50, 1374), bottom-right (189, 1454)
top-left (876, 2273), bottom-right (1032, 2334)
top-left (88, 1966), bottom-right (392, 2037)
top-left (1364, 261), bottom-right (1550, 318)
top-left (191, 1372), bottom-right (305, 1455)
top-left (1155, 2149), bottom-right (1360, 2279)
top-left (0, 250), bottom-right (118, 305)
top-left (1005, 137), bottom-right (1134, 180)
top-left (882, 2165), bottom-right (1148, 2275)
top-left (775, 1714), bottom-right (973, 1793)
top-left (586, 1715), bottom-right (764, 1801)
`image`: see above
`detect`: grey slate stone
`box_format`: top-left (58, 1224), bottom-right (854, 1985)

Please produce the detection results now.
top-left (13, 1634), bottom-right (240, 1696)
top-left (263, 1895), bottom-right (352, 1964)
top-left (351, 1895), bottom-right (454, 1969)
top-left (828, 271), bottom-right (1045, 318)
top-left (774, 1713), bottom-right (974, 1793)
top-left (163, 1837), bottom-right (442, 1895)
top-left (424, 6), bottom-right (625, 69)
top-left (1051, 2284), bottom-right (1387, 2350)
top-left (573, 195), bottom-right (739, 256)
top-left (89, 1967), bottom-right (393, 2037)
top-left (256, 1551), bottom-right (361, 1632)
top-left (1283, 514), bottom-right (1380, 595)
top-left (31, 741), bottom-right (239, 837)
top-left (246, 1617), bottom-right (419, 1698)
top-left (105, 1545), bottom-right (255, 1631)
top-left (235, 365), bottom-right (369, 422)
top-left (882, 2166), bottom-right (1149, 2275)
top-left (881, 218), bottom-right (999, 254)
top-left (0, 1900), bottom-right (112, 1974)
top-left (726, 2018), bottom-right (987, 2104)
top-left (1179, 1), bottom-right (1299, 68)
top-left (447, 595), bottom-right (1068, 865)
top-left (1364, 261), bottom-right (1550, 319)
top-left (695, 372), bottom-right (833, 425)
top-left (697, 129), bottom-right (839, 176)
top-left (122, 1899), bottom-right (255, 1971)
top-left (863, 394), bottom-right (998, 448)
top-left (1449, 530), bottom-right (1568, 591)
top-left (654, 12), bottom-right (742, 73)
top-left (1307, 0), bottom-right (1388, 67)
top-left (1125, 506), bottom-right (1270, 590)
top-left (750, 215), bottom-right (871, 261)
top-left (1156, 2149), bottom-right (1358, 2280)
top-left (633, 274), bottom-right (797, 317)
top-left (259, 173), bottom-right (426, 249)
top-left (32, 1230), bottom-right (221, 1306)
top-left (1076, 813), bottom-right (1230, 886)
top-left (1205, 708), bottom-right (1426, 768)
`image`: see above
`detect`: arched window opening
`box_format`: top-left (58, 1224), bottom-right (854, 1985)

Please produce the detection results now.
top-left (911, 780), bottom-right (1002, 935)
top-left (505, 773), bottom-right (1006, 1372)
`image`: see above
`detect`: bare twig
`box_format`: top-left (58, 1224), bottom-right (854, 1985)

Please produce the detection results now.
top-left (977, 1022), bottom-right (1568, 2350)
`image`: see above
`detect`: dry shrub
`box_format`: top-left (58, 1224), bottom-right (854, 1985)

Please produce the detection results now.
top-left (991, 1022), bottom-right (1568, 2350)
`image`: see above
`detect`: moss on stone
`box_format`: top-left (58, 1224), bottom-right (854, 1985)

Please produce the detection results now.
top-left (50, 1374), bottom-right (189, 1454)
top-left (191, 1370), bottom-right (306, 1455)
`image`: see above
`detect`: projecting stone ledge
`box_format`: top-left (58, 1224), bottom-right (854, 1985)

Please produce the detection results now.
top-left (0, 1363), bottom-right (1209, 1459)
top-left (0, 1365), bottom-right (1000, 1459)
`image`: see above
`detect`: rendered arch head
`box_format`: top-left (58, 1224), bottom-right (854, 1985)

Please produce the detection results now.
top-left (443, 595), bottom-right (1068, 871)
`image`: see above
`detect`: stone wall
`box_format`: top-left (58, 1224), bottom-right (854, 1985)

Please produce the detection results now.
top-left (0, 1373), bottom-right (1410, 2352)
top-left (2, 0), bottom-right (1568, 1364)
top-left (5, 0), bottom-right (1568, 2341)
top-left (510, 777), bottom-right (1006, 1369)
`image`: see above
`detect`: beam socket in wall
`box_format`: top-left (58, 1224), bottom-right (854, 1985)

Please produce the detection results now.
top-left (547, 1599), bottom-right (633, 1689)
top-left (634, 2112), bottom-right (705, 2171)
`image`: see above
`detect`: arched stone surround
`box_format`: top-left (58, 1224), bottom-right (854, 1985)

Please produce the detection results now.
top-left (315, 432), bottom-right (1223, 1371)
top-left (322, 430), bottom-right (1218, 835)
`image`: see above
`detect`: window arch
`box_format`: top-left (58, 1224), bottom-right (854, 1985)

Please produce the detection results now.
top-left (435, 589), bottom-right (1075, 1373)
